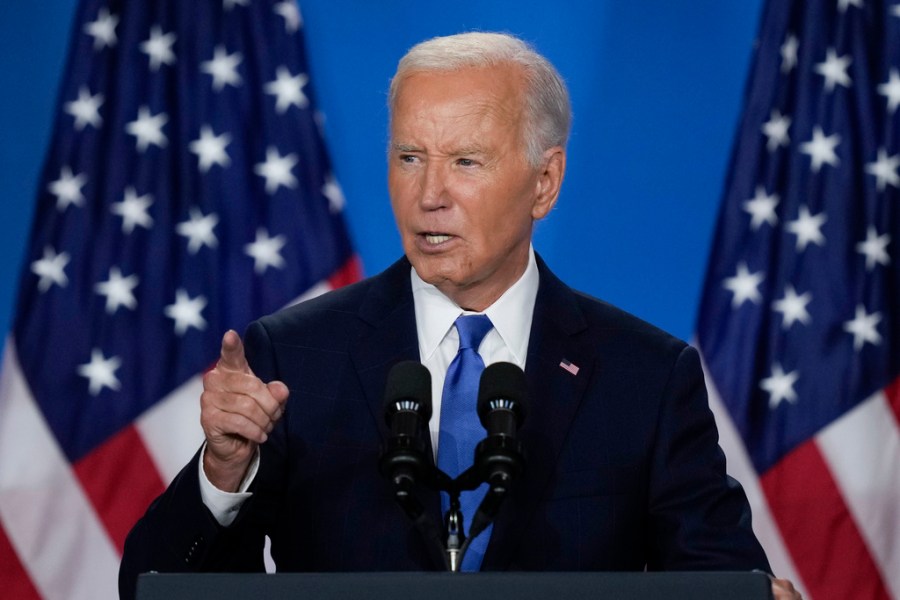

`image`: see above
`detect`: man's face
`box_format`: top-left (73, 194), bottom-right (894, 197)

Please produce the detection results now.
top-left (388, 65), bottom-right (564, 311)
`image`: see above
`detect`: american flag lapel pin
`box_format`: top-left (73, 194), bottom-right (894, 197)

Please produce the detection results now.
top-left (559, 358), bottom-right (580, 376)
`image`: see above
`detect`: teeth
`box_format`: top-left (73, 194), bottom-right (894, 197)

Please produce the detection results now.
top-left (424, 234), bottom-right (451, 244)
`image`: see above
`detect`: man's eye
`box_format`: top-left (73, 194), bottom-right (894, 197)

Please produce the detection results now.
top-left (399, 154), bottom-right (417, 163)
top-left (457, 158), bottom-right (476, 167)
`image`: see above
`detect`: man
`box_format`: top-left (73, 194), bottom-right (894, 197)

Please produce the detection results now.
top-left (120, 32), bottom-right (799, 599)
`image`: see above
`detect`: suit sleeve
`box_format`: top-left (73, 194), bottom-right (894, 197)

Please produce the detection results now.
top-left (646, 344), bottom-right (771, 572)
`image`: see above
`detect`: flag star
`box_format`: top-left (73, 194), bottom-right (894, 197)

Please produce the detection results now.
top-left (772, 285), bottom-right (812, 329)
top-left (780, 34), bottom-right (799, 74)
top-left (31, 246), bottom-right (70, 292)
top-left (864, 147), bottom-right (900, 192)
top-left (743, 185), bottom-right (779, 230)
top-left (799, 126), bottom-right (841, 172)
top-left (722, 262), bottom-right (765, 308)
top-left (83, 7), bottom-right (118, 50)
top-left (189, 125), bottom-right (232, 173)
top-left (125, 106), bottom-right (168, 152)
top-left (760, 363), bottom-right (799, 409)
top-left (111, 187), bottom-right (154, 234)
top-left (47, 166), bottom-right (87, 211)
top-left (264, 66), bottom-right (309, 114)
top-left (254, 147), bottom-right (299, 194)
top-left (843, 304), bottom-right (882, 351)
top-left (64, 86), bottom-right (104, 131)
top-left (245, 228), bottom-right (287, 274)
top-left (814, 48), bottom-right (852, 92)
top-left (140, 25), bottom-right (176, 71)
top-left (274, 0), bottom-right (302, 33)
top-left (201, 46), bottom-right (243, 91)
top-left (878, 69), bottom-right (900, 114)
top-left (165, 289), bottom-right (208, 335)
top-left (77, 349), bottom-right (122, 396)
top-left (787, 205), bottom-right (827, 251)
top-left (761, 110), bottom-right (791, 151)
top-left (176, 207), bottom-right (219, 254)
top-left (838, 0), bottom-right (864, 10)
top-left (223, 0), bottom-right (250, 9)
top-left (322, 174), bottom-right (345, 213)
top-left (94, 267), bottom-right (139, 314)
top-left (856, 226), bottom-right (891, 271)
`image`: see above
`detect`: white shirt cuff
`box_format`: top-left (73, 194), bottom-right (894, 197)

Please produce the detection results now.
top-left (198, 443), bottom-right (260, 526)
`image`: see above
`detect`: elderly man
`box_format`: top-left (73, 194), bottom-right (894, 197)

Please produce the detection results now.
top-left (120, 32), bottom-right (799, 599)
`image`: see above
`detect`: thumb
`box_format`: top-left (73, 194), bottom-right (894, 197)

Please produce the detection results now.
top-left (217, 330), bottom-right (250, 373)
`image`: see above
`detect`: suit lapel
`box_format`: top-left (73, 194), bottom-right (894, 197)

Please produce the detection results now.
top-left (483, 255), bottom-right (596, 569)
top-left (350, 257), bottom-right (421, 424)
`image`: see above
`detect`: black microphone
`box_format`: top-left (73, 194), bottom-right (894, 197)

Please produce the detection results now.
top-left (379, 361), bottom-right (432, 492)
top-left (475, 361), bottom-right (528, 492)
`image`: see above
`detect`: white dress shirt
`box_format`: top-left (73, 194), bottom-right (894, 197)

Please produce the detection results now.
top-left (411, 247), bottom-right (538, 457)
top-left (200, 247), bottom-right (539, 525)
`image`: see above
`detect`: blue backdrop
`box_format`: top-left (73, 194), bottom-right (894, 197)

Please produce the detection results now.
top-left (0, 1), bottom-right (763, 346)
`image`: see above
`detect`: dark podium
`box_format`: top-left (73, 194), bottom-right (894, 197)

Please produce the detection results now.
top-left (137, 571), bottom-right (774, 600)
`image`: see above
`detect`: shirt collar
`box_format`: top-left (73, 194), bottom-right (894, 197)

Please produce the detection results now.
top-left (411, 246), bottom-right (539, 364)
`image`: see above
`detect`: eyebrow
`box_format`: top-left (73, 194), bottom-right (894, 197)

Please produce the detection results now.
top-left (391, 143), bottom-right (421, 153)
top-left (390, 143), bottom-right (487, 156)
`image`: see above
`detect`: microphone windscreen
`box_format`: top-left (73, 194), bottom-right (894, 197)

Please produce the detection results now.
top-left (477, 361), bottom-right (528, 425)
top-left (383, 360), bottom-right (432, 421)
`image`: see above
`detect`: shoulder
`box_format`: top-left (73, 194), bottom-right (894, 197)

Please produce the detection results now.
top-left (250, 257), bottom-right (412, 343)
top-left (536, 254), bottom-right (688, 350)
top-left (536, 256), bottom-right (692, 369)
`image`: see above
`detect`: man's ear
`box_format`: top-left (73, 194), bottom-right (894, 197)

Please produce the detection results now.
top-left (532, 146), bottom-right (566, 220)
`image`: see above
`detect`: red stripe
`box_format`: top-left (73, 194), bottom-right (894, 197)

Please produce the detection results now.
top-left (761, 439), bottom-right (890, 600)
top-left (0, 523), bottom-right (41, 599)
top-left (328, 254), bottom-right (363, 289)
top-left (885, 375), bottom-right (900, 426)
top-left (73, 424), bottom-right (166, 553)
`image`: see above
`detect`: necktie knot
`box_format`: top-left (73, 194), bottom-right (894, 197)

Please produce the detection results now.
top-left (454, 314), bottom-right (492, 352)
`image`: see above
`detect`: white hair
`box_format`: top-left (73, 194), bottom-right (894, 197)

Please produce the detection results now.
top-left (388, 32), bottom-right (572, 167)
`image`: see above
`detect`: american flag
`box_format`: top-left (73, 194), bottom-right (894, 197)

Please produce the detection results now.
top-left (0, 0), bottom-right (360, 598)
top-left (697, 1), bottom-right (900, 598)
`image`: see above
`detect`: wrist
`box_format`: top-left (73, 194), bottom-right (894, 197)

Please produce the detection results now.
top-left (202, 448), bottom-right (252, 493)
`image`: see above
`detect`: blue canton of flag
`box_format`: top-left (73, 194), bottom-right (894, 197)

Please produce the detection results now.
top-left (697, 1), bottom-right (900, 598)
top-left (0, 1), bottom-right (359, 598)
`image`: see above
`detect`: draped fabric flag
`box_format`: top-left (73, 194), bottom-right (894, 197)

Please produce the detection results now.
top-left (0, 1), bottom-right (360, 597)
top-left (697, 1), bottom-right (900, 598)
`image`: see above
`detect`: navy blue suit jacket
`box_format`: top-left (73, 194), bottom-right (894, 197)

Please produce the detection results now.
top-left (119, 255), bottom-right (769, 597)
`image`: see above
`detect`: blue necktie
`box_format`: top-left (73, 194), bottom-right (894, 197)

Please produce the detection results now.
top-left (437, 314), bottom-right (494, 571)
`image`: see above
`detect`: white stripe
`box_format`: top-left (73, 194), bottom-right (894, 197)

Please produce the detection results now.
top-left (0, 338), bottom-right (120, 600)
top-left (697, 348), bottom-right (807, 594)
top-left (135, 375), bottom-right (204, 484)
top-left (817, 391), bottom-right (900, 599)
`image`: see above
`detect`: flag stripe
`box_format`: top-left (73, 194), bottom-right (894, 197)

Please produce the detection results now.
top-left (817, 391), bottom-right (900, 599)
top-left (135, 375), bottom-right (205, 484)
top-left (761, 440), bottom-right (891, 600)
top-left (0, 340), bottom-right (120, 600)
top-left (328, 255), bottom-right (363, 290)
top-left (73, 425), bottom-right (166, 552)
top-left (886, 379), bottom-right (900, 427)
top-left (0, 524), bottom-right (41, 600)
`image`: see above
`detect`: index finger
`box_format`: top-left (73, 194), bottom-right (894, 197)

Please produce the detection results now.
top-left (217, 330), bottom-right (250, 373)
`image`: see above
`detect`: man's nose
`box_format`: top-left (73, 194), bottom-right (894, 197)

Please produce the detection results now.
top-left (418, 162), bottom-right (448, 210)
